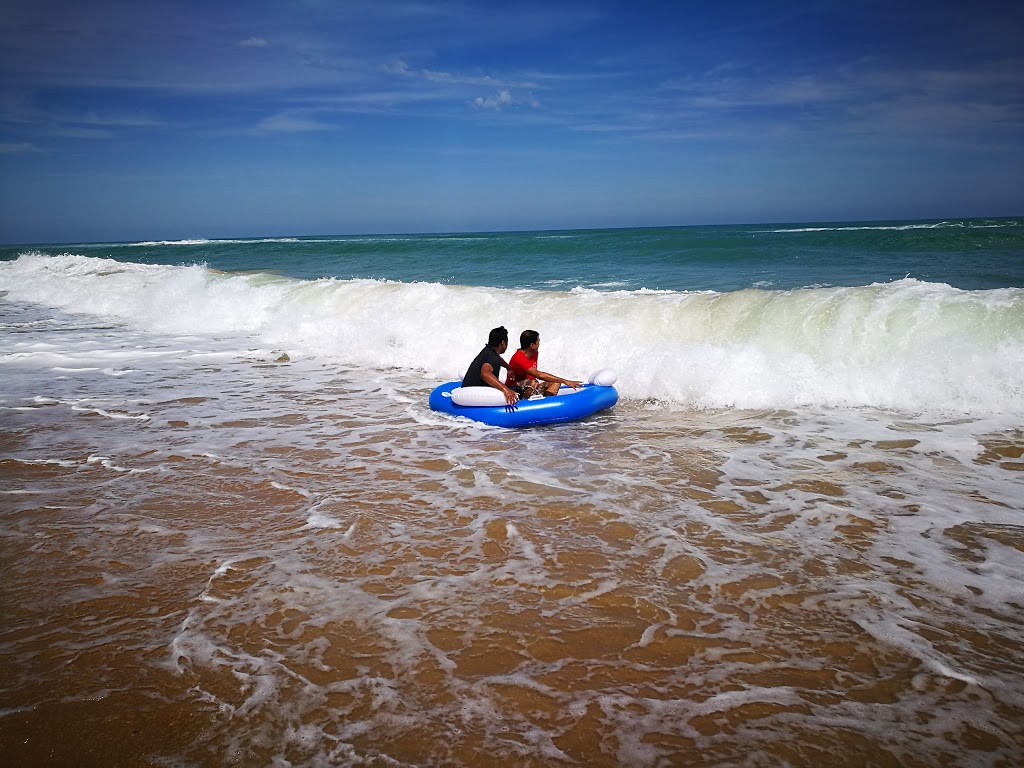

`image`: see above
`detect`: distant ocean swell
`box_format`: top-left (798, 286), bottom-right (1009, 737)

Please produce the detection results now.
top-left (2, 252), bottom-right (1023, 414)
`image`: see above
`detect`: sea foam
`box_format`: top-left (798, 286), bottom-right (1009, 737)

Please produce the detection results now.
top-left (2, 252), bottom-right (1023, 415)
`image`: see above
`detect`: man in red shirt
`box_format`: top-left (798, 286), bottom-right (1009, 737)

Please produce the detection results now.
top-left (505, 329), bottom-right (582, 397)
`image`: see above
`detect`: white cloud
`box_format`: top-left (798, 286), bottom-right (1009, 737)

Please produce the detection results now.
top-left (473, 89), bottom-right (539, 111)
top-left (238, 36), bottom-right (269, 48)
top-left (475, 90), bottom-right (512, 110)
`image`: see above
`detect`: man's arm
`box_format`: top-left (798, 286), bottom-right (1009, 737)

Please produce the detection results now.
top-left (483, 363), bottom-right (519, 405)
top-left (525, 366), bottom-right (582, 389)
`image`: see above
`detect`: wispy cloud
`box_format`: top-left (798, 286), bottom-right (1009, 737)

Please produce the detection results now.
top-left (0, 93), bottom-right (163, 141)
top-left (77, 111), bottom-right (163, 128)
top-left (624, 56), bottom-right (1024, 147)
top-left (256, 112), bottom-right (333, 133)
top-left (385, 59), bottom-right (539, 90)
top-left (671, 74), bottom-right (851, 110)
top-left (50, 127), bottom-right (116, 140)
top-left (0, 141), bottom-right (40, 154)
top-left (238, 36), bottom-right (269, 48)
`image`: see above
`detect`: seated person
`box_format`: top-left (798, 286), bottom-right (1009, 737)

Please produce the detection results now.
top-left (463, 326), bottom-right (518, 406)
top-left (506, 329), bottom-right (582, 397)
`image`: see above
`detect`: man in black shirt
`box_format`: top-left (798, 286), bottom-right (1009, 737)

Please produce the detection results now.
top-left (463, 326), bottom-right (519, 406)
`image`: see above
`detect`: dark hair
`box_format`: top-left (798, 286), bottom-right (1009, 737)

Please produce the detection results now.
top-left (487, 326), bottom-right (508, 348)
top-left (520, 329), bottom-right (539, 348)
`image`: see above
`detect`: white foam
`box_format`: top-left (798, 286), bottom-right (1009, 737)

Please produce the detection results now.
top-left (271, 481), bottom-right (312, 498)
top-left (302, 510), bottom-right (346, 530)
top-left (1, 253), bottom-right (1023, 416)
top-left (766, 220), bottom-right (974, 233)
top-left (87, 454), bottom-right (152, 472)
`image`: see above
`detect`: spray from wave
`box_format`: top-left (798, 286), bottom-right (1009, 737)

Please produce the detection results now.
top-left (2, 252), bottom-right (1023, 414)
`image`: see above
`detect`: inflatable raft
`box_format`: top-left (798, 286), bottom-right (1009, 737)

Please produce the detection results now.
top-left (428, 370), bottom-right (619, 428)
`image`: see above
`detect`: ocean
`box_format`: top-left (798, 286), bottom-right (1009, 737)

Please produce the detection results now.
top-left (1, 218), bottom-right (1023, 766)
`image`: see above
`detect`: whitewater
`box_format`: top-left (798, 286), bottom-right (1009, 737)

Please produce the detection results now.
top-left (2, 250), bottom-right (1023, 415)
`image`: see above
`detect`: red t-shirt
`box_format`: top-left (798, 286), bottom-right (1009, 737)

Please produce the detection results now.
top-left (506, 349), bottom-right (537, 387)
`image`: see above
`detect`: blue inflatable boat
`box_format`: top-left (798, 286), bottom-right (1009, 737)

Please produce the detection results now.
top-left (428, 380), bottom-right (619, 428)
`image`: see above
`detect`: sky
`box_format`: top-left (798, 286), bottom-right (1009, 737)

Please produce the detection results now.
top-left (0, 0), bottom-right (1022, 243)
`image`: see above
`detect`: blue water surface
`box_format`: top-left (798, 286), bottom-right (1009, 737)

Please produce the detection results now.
top-left (3, 218), bottom-right (1022, 292)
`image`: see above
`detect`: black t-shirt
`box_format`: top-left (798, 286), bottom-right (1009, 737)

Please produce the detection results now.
top-left (463, 346), bottom-right (505, 387)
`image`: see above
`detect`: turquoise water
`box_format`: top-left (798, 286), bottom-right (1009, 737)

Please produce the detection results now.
top-left (4, 217), bottom-right (1022, 292)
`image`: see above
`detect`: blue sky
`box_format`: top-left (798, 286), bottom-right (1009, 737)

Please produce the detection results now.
top-left (1, 0), bottom-right (1021, 243)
